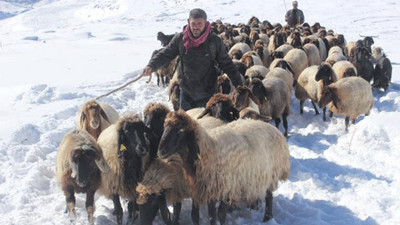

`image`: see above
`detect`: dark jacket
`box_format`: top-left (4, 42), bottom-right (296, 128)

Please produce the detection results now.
top-left (285, 9), bottom-right (305, 27)
top-left (147, 32), bottom-right (243, 101)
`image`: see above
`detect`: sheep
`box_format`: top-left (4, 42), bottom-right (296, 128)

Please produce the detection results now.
top-left (56, 129), bottom-right (109, 224)
top-left (268, 31), bottom-right (287, 53)
top-left (345, 41), bottom-right (356, 58)
top-left (151, 49), bottom-right (179, 87)
top-left (244, 65), bottom-right (269, 86)
top-left (362, 36), bottom-right (375, 53)
top-left (287, 30), bottom-right (303, 49)
top-left (217, 74), bottom-right (234, 95)
top-left (253, 40), bottom-right (272, 67)
top-left (303, 43), bottom-right (321, 66)
top-left (241, 51), bottom-right (263, 68)
top-left (76, 100), bottom-right (119, 140)
top-left (295, 63), bottom-right (338, 121)
top-left (97, 114), bottom-right (149, 225)
top-left (318, 76), bottom-right (373, 131)
top-left (232, 86), bottom-right (262, 114)
top-left (325, 46), bottom-right (347, 66)
top-left (350, 46), bottom-right (374, 83)
top-left (197, 93), bottom-right (239, 122)
top-left (228, 42), bottom-right (251, 60)
top-left (265, 67), bottom-right (294, 90)
top-left (273, 43), bottom-right (294, 58)
top-left (157, 32), bottom-right (175, 47)
top-left (168, 71), bottom-right (180, 111)
top-left (371, 46), bottom-right (392, 91)
top-left (324, 35), bottom-right (338, 49)
top-left (304, 36), bottom-right (327, 62)
top-left (332, 60), bottom-right (357, 79)
top-left (158, 110), bottom-right (290, 224)
top-left (136, 154), bottom-right (190, 225)
top-left (238, 107), bottom-right (272, 122)
top-left (284, 48), bottom-right (309, 81)
top-left (250, 78), bottom-right (291, 136)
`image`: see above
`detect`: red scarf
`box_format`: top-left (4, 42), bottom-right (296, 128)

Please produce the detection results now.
top-left (182, 21), bottom-right (212, 54)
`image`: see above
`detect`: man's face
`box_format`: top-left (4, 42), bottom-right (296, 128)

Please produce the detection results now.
top-left (293, 3), bottom-right (298, 9)
top-left (188, 17), bottom-right (206, 37)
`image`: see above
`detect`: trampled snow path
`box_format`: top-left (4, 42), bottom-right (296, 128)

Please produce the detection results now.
top-left (0, 0), bottom-right (400, 225)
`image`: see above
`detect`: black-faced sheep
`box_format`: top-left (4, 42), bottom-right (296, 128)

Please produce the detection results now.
top-left (332, 61), bottom-right (357, 79)
top-left (244, 65), bottom-right (269, 86)
top-left (228, 42), bottom-right (251, 60)
top-left (241, 51), bottom-right (263, 68)
top-left (158, 110), bottom-right (290, 224)
top-left (76, 100), bottom-right (119, 140)
top-left (56, 129), bottom-right (109, 224)
top-left (250, 78), bottom-right (291, 136)
top-left (318, 76), bottom-right (373, 131)
top-left (304, 36), bottom-right (327, 62)
top-left (371, 47), bottom-right (392, 91)
top-left (268, 31), bottom-right (287, 54)
top-left (232, 86), bottom-right (262, 114)
top-left (197, 93), bottom-right (239, 122)
top-left (273, 43), bottom-right (294, 59)
top-left (295, 63), bottom-right (338, 121)
top-left (97, 114), bottom-right (149, 225)
top-left (253, 40), bottom-right (272, 67)
top-left (136, 154), bottom-right (190, 225)
top-left (217, 74), bottom-right (234, 95)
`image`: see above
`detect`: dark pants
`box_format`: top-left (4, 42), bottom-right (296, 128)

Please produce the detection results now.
top-left (179, 90), bottom-right (210, 111)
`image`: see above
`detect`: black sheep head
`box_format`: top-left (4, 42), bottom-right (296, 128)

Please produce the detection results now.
top-left (198, 94), bottom-right (239, 122)
top-left (315, 63), bottom-right (336, 86)
top-left (117, 119), bottom-right (149, 159)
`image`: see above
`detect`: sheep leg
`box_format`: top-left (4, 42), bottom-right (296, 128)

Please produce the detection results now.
top-left (329, 111), bottom-right (333, 118)
top-left (274, 117), bottom-right (281, 129)
top-left (217, 201), bottom-right (229, 225)
top-left (172, 202), bottom-right (182, 225)
top-left (311, 101), bottom-right (320, 115)
top-left (282, 110), bottom-right (289, 137)
top-left (64, 186), bottom-right (76, 221)
top-left (263, 190), bottom-right (273, 222)
top-left (127, 200), bottom-right (139, 225)
top-left (157, 74), bottom-right (161, 86)
top-left (352, 118), bottom-right (356, 124)
top-left (345, 117), bottom-right (350, 132)
top-left (112, 194), bottom-right (123, 225)
top-left (300, 100), bottom-right (304, 114)
top-left (191, 202), bottom-right (200, 225)
top-left (86, 189), bottom-right (95, 225)
top-left (322, 107), bottom-right (327, 122)
top-left (208, 201), bottom-right (217, 225)
top-left (159, 195), bottom-right (172, 225)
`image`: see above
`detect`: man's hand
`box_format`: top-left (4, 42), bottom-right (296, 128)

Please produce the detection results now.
top-left (142, 66), bottom-right (153, 83)
top-left (142, 66), bottom-right (153, 76)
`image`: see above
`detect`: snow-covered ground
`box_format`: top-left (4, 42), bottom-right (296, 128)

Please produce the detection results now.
top-left (0, 0), bottom-right (399, 224)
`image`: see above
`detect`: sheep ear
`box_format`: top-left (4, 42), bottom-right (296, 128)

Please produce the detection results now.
top-left (70, 162), bottom-right (78, 178)
top-left (197, 108), bottom-right (211, 119)
top-left (94, 150), bottom-right (110, 173)
top-left (80, 112), bottom-right (86, 128)
top-left (330, 87), bottom-right (340, 109)
top-left (185, 131), bottom-right (200, 176)
top-left (249, 91), bottom-right (261, 107)
top-left (229, 106), bottom-right (239, 121)
top-left (100, 107), bottom-right (110, 123)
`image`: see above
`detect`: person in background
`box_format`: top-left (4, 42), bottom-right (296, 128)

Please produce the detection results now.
top-left (285, 1), bottom-right (305, 28)
top-left (142, 8), bottom-right (243, 111)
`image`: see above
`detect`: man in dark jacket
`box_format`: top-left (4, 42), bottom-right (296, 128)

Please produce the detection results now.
top-left (142, 8), bottom-right (243, 111)
top-left (285, 1), bottom-right (305, 28)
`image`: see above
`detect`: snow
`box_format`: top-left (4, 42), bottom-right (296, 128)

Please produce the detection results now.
top-left (0, 0), bottom-right (399, 224)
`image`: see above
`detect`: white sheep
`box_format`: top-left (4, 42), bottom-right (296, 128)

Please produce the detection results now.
top-left (303, 43), bottom-right (321, 66)
top-left (318, 76), bottom-right (373, 131)
top-left (266, 67), bottom-right (294, 90)
top-left (97, 114), bottom-right (149, 225)
top-left (56, 129), bottom-right (109, 224)
top-left (158, 110), bottom-right (290, 224)
top-left (250, 77), bottom-right (291, 136)
top-left (326, 46), bottom-right (347, 66)
top-left (295, 63), bottom-right (338, 121)
top-left (274, 43), bottom-right (294, 58)
top-left (332, 60), bottom-right (357, 79)
top-left (76, 100), bottom-right (119, 140)
top-left (284, 48), bottom-right (309, 80)
top-left (244, 65), bottom-right (270, 85)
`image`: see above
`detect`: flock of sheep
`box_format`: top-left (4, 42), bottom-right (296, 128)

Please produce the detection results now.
top-left (56, 16), bottom-right (392, 225)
